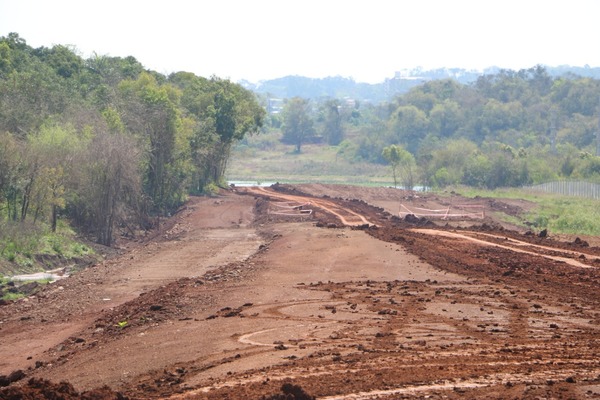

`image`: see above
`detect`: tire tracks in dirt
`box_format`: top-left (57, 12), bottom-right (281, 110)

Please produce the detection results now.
top-left (412, 228), bottom-right (598, 269)
top-left (133, 189), bottom-right (600, 399)
top-left (244, 186), bottom-right (375, 226)
top-left (5, 186), bottom-right (600, 399)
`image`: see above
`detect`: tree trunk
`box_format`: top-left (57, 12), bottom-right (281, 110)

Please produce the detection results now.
top-left (51, 205), bottom-right (57, 232)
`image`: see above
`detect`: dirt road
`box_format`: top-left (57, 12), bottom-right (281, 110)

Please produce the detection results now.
top-left (2, 184), bottom-right (600, 399)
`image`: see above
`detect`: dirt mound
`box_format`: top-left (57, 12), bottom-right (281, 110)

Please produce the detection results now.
top-left (261, 383), bottom-right (315, 400)
top-left (0, 370), bottom-right (25, 388)
top-left (0, 378), bottom-right (127, 399)
top-left (269, 183), bottom-right (312, 197)
top-left (402, 213), bottom-right (436, 227)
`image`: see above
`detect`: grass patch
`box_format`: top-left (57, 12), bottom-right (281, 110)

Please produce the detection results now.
top-left (2, 292), bottom-right (25, 301)
top-left (34, 222), bottom-right (93, 259)
top-left (228, 134), bottom-right (394, 186)
top-left (0, 218), bottom-right (95, 275)
top-left (453, 186), bottom-right (600, 236)
top-left (1, 272), bottom-right (57, 300)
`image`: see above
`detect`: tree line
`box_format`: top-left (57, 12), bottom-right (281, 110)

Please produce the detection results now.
top-left (0, 33), bottom-right (265, 246)
top-left (274, 65), bottom-right (600, 189)
top-left (247, 66), bottom-right (600, 104)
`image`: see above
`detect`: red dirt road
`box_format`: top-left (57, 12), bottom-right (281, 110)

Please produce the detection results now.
top-left (2, 184), bottom-right (600, 399)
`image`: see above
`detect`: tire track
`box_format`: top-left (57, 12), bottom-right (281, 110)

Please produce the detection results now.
top-left (411, 228), bottom-right (596, 268)
top-left (245, 186), bottom-right (375, 226)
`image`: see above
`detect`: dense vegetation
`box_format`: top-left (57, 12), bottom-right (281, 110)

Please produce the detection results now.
top-left (0, 33), bottom-right (265, 250)
top-left (267, 65), bottom-right (600, 190)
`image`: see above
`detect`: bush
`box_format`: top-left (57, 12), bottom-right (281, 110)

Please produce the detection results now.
top-left (202, 182), bottom-right (221, 196)
top-left (532, 215), bottom-right (549, 229)
top-left (0, 218), bottom-right (95, 273)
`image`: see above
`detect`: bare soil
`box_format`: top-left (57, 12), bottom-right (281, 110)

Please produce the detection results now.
top-left (2, 184), bottom-right (600, 399)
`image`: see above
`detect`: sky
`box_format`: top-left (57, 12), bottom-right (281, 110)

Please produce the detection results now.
top-left (1, 0), bottom-right (599, 84)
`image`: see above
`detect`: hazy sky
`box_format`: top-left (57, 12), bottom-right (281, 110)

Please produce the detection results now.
top-left (1, 0), bottom-right (598, 83)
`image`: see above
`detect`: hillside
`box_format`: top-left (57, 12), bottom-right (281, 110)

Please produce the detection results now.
top-left (243, 65), bottom-right (600, 102)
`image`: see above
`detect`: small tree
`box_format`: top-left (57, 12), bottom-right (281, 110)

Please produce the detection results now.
top-left (322, 99), bottom-right (344, 145)
top-left (27, 123), bottom-right (85, 231)
top-left (282, 97), bottom-right (314, 153)
top-left (382, 144), bottom-right (417, 190)
top-left (76, 130), bottom-right (142, 246)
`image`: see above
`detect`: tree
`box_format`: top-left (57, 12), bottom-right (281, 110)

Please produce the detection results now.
top-left (118, 72), bottom-right (184, 213)
top-left (382, 144), bottom-right (417, 190)
top-left (34, 44), bottom-right (82, 79)
top-left (282, 97), bottom-right (314, 153)
top-left (74, 130), bottom-right (142, 246)
top-left (420, 138), bottom-right (478, 187)
top-left (321, 99), bottom-right (344, 145)
top-left (429, 100), bottom-right (462, 138)
top-left (169, 73), bottom-right (265, 191)
top-left (82, 54), bottom-right (145, 108)
top-left (27, 123), bottom-right (85, 231)
top-left (0, 67), bottom-right (72, 135)
top-left (0, 132), bottom-right (21, 220)
top-left (0, 41), bottom-right (12, 76)
top-left (387, 105), bottom-right (429, 154)
top-left (479, 99), bottom-right (525, 140)
top-left (209, 78), bottom-right (265, 184)
top-left (551, 77), bottom-right (600, 117)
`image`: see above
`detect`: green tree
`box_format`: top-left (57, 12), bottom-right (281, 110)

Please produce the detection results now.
top-left (479, 99), bottom-right (525, 140)
top-left (421, 138), bottom-right (478, 187)
top-left (321, 99), bottom-right (344, 145)
top-left (169, 73), bottom-right (264, 191)
top-left (0, 41), bottom-right (12, 76)
top-left (27, 123), bottom-right (86, 231)
top-left (209, 78), bottom-right (265, 184)
top-left (387, 105), bottom-right (429, 154)
top-left (282, 97), bottom-right (314, 153)
top-left (0, 132), bottom-right (21, 219)
top-left (577, 155), bottom-right (600, 179)
top-left (75, 130), bottom-right (142, 245)
top-left (462, 153), bottom-right (491, 187)
top-left (118, 72), bottom-right (183, 213)
top-left (429, 100), bottom-right (462, 138)
top-left (551, 77), bottom-right (600, 117)
top-left (0, 67), bottom-right (72, 135)
top-left (34, 44), bottom-right (82, 79)
top-left (382, 144), bottom-right (417, 189)
top-left (82, 54), bottom-right (145, 108)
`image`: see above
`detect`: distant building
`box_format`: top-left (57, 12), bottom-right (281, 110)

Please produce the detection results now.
top-left (267, 98), bottom-right (284, 114)
top-left (343, 98), bottom-right (357, 108)
top-left (394, 69), bottom-right (427, 80)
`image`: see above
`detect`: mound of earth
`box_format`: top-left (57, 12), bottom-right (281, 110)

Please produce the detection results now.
top-left (2, 184), bottom-right (600, 399)
top-left (0, 377), bottom-right (126, 399)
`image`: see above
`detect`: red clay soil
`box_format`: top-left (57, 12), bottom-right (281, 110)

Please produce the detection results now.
top-left (2, 184), bottom-right (600, 399)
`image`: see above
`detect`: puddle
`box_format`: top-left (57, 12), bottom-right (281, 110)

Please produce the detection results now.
top-left (10, 268), bottom-right (68, 282)
top-left (227, 180), bottom-right (277, 187)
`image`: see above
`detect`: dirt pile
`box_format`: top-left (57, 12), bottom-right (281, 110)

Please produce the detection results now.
top-left (0, 378), bottom-right (126, 399)
top-left (260, 383), bottom-right (315, 400)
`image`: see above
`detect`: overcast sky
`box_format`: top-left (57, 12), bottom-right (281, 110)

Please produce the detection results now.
top-left (1, 0), bottom-right (598, 83)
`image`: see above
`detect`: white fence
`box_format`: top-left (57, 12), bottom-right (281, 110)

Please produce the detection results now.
top-left (399, 204), bottom-right (485, 220)
top-left (525, 181), bottom-right (600, 200)
top-left (269, 201), bottom-right (313, 217)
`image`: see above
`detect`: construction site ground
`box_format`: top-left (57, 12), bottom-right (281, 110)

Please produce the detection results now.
top-left (2, 183), bottom-right (600, 399)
